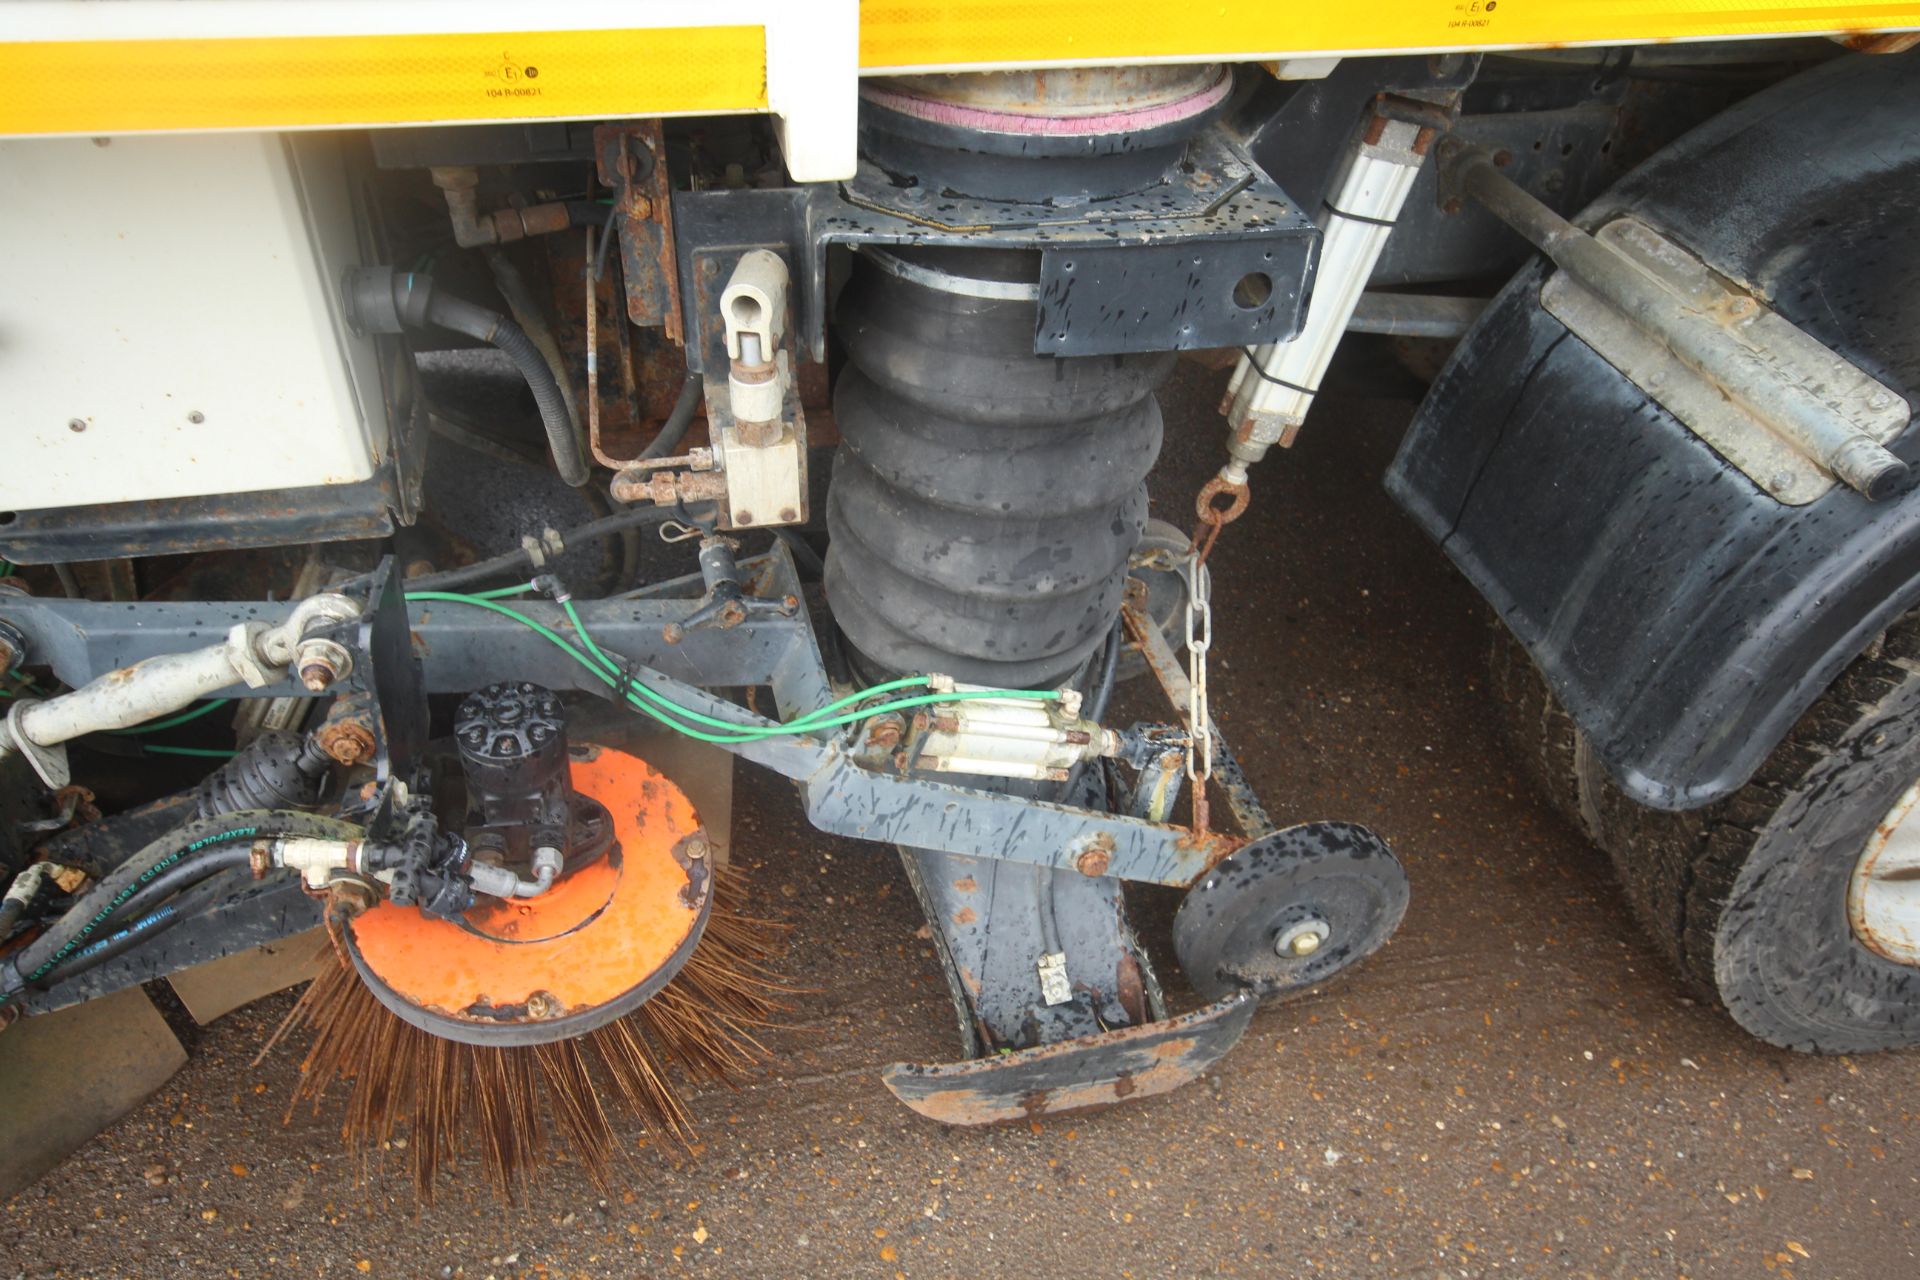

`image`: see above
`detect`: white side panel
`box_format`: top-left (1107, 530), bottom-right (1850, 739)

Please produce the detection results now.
top-left (0, 133), bottom-right (385, 512)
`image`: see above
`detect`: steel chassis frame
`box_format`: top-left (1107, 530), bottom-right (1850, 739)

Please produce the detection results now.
top-left (0, 548), bottom-right (1264, 894)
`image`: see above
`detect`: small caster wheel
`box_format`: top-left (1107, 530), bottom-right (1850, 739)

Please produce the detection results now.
top-left (1173, 821), bottom-right (1409, 1001)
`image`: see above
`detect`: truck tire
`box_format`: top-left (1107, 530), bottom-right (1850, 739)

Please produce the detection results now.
top-left (1490, 615), bottom-right (1920, 1053)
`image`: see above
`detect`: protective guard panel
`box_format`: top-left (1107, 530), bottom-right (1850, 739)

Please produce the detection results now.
top-left (1385, 51), bottom-right (1920, 811)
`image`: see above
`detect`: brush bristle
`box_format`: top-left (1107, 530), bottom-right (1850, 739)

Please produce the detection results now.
top-left (274, 876), bottom-right (790, 1200)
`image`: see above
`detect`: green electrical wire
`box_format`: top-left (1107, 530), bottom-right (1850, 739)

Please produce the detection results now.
top-left (559, 596), bottom-right (928, 735)
top-left (144, 745), bottom-right (238, 759)
top-left (404, 590), bottom-right (1059, 745)
top-left (552, 592), bottom-right (1061, 738)
top-left (109, 699), bottom-right (232, 736)
top-left (407, 590), bottom-right (858, 745)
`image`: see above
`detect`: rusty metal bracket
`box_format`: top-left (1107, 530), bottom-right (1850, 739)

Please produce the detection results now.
top-left (594, 122), bottom-right (683, 344)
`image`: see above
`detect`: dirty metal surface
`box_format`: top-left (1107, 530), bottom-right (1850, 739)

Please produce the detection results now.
top-left (894, 765), bottom-right (1156, 1056)
top-left (0, 985), bottom-right (186, 1198)
top-left (800, 751), bottom-right (1243, 887)
top-left (596, 122), bottom-right (683, 342)
top-left (880, 992), bottom-right (1255, 1125)
top-left (0, 476), bottom-right (396, 566)
top-left (0, 552), bottom-right (818, 699)
top-left (672, 126), bottom-right (1319, 365)
top-left (542, 229), bottom-right (643, 455)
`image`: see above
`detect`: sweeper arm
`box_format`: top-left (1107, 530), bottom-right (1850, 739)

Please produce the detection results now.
top-left (0, 544), bottom-right (1404, 1123)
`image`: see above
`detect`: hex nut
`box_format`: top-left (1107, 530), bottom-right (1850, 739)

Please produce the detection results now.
top-left (316, 720), bottom-right (377, 766)
top-left (294, 638), bottom-right (353, 692)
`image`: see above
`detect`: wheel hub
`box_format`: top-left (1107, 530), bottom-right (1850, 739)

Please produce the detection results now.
top-left (1849, 778), bottom-right (1920, 967)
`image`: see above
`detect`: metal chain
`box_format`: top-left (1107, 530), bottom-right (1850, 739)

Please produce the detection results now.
top-left (1184, 548), bottom-right (1214, 787)
top-left (1183, 470), bottom-right (1248, 831)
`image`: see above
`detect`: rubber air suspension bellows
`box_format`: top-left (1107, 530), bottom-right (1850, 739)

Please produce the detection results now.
top-left (822, 65), bottom-right (1234, 688)
top-left (825, 247), bottom-right (1172, 687)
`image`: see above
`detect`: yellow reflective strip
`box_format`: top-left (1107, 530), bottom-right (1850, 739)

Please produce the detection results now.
top-left (859, 0), bottom-right (1920, 70)
top-left (0, 27), bottom-right (767, 135)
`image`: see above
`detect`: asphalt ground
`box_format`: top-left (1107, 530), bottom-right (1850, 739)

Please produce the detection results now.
top-left (4, 348), bottom-right (1914, 1278)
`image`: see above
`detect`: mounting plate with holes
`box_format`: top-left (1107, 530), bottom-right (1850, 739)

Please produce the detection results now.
top-left (821, 130), bottom-right (1320, 357)
top-left (1034, 237), bottom-right (1310, 356)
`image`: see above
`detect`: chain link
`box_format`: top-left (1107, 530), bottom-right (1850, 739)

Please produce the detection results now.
top-left (1184, 550), bottom-right (1213, 788)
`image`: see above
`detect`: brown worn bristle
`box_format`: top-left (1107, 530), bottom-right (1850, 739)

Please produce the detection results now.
top-left (273, 875), bottom-right (792, 1201)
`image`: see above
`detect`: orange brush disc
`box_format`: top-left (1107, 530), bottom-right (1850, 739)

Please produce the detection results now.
top-left (344, 747), bottom-right (712, 1046)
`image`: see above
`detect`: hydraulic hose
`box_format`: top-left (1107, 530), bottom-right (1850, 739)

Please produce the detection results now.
top-left (96, 846), bottom-right (253, 933)
top-left (0, 809), bottom-right (359, 1006)
top-left (43, 851), bottom-right (255, 986)
top-left (485, 247), bottom-right (586, 480)
top-left (341, 267), bottom-right (587, 487)
top-left (404, 501), bottom-right (714, 593)
top-left (32, 903), bottom-right (184, 985)
top-left (425, 291), bottom-right (587, 487)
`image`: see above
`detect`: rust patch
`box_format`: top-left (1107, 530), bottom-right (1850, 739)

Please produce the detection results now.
top-left (1150, 1036), bottom-right (1200, 1061)
top-left (952, 906), bottom-right (977, 926)
top-left (594, 121), bottom-right (683, 343)
top-left (1115, 953), bottom-right (1147, 1025)
top-left (952, 876), bottom-right (978, 892)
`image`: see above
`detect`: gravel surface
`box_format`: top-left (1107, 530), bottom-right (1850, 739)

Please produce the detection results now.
top-left (4, 351), bottom-right (1914, 1278)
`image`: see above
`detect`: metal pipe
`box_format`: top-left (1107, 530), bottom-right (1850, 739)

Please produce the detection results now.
top-left (1346, 292), bottom-right (1486, 339)
top-left (1447, 145), bottom-right (1908, 499)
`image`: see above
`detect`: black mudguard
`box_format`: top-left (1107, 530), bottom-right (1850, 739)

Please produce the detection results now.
top-left (1386, 51), bottom-right (1920, 810)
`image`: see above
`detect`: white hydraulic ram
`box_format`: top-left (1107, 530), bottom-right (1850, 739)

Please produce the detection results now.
top-left (1219, 116), bottom-right (1430, 474)
top-left (0, 592), bottom-right (361, 789)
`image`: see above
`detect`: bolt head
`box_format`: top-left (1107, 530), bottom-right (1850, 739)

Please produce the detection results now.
top-left (67, 418), bottom-right (87, 433)
top-left (1276, 919), bottom-right (1331, 958)
top-left (1074, 848), bottom-right (1112, 877)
